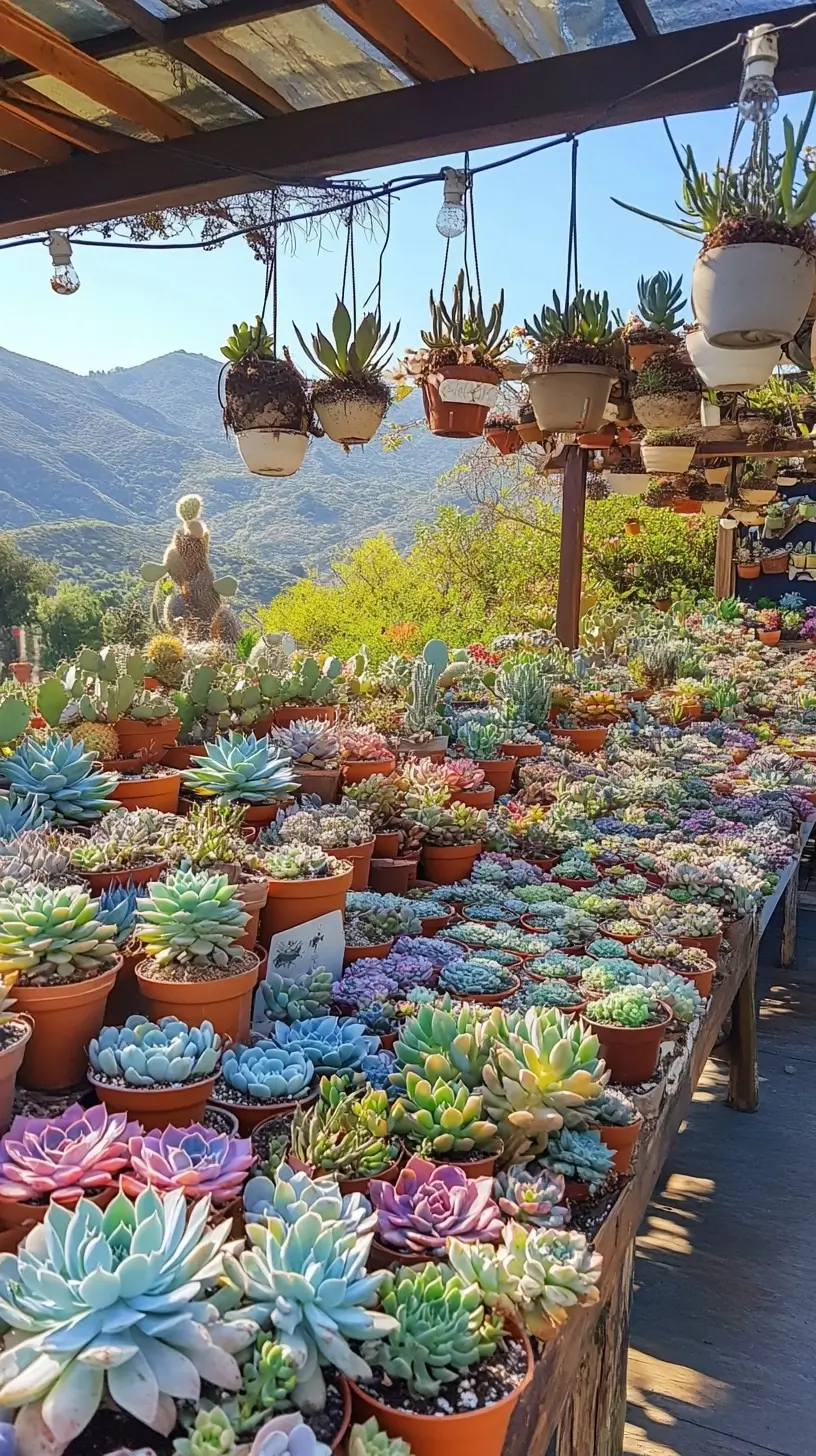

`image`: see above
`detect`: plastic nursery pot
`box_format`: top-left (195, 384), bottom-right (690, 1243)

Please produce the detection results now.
top-left (162, 744), bottom-right (206, 770)
top-left (104, 947), bottom-right (146, 1025)
top-left (314, 393), bottom-right (387, 446)
top-left (421, 364), bottom-right (500, 439)
top-left (81, 860), bottom-right (167, 895)
top-left (210, 1084), bottom-right (319, 1136)
top-left (15, 963), bottom-right (119, 1093)
top-left (530, 856), bottom-right (558, 871)
top-left (0, 1184), bottom-right (116, 1238)
top-left (420, 842), bottom-right (482, 886)
top-left (234, 878), bottom-right (270, 951)
top-left (499, 741), bottom-right (543, 760)
top-left (260, 863), bottom-right (354, 940)
top-left (368, 858), bottom-right (413, 895)
top-left (551, 726), bottom-right (608, 754)
top-left (478, 757), bottom-right (516, 795)
top-left (295, 767), bottom-right (341, 803)
top-left (373, 831), bottom-right (400, 858)
top-left (582, 1004), bottom-right (672, 1086)
top-left (463, 974), bottom-right (521, 1006)
top-left (0, 1017), bottom-right (33, 1135)
top-left (110, 769), bottom-right (182, 814)
top-left (758, 630), bottom-right (782, 645)
top-left (340, 756), bottom-right (397, 786)
top-left (274, 705), bottom-right (339, 728)
top-left (691, 241), bottom-right (815, 348)
top-left (550, 876), bottom-right (596, 892)
top-left (678, 962), bottom-right (715, 998)
top-left (598, 1113), bottom-right (644, 1175)
top-left (343, 938), bottom-right (395, 967)
top-left (677, 932), bottom-right (722, 960)
top-left (736, 564), bottom-right (761, 579)
top-left (449, 786), bottom-right (496, 809)
top-left (89, 1072), bottom-right (217, 1132)
top-left (349, 1318), bottom-right (533, 1456)
top-left (337, 838), bottom-right (376, 891)
top-left (419, 907), bottom-right (455, 937)
top-left (135, 956), bottom-right (259, 1043)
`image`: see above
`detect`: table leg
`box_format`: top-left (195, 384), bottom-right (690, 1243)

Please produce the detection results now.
top-left (554, 1243), bottom-right (634, 1456)
top-left (781, 869), bottom-right (798, 969)
top-left (727, 951), bottom-right (758, 1112)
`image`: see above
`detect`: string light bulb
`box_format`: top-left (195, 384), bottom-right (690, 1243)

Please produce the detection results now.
top-left (738, 24), bottom-right (779, 124)
top-left (436, 167), bottom-right (467, 239)
top-left (48, 231), bottom-right (79, 295)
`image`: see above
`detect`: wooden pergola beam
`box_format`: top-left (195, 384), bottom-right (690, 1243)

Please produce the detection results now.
top-left (2, 85), bottom-right (126, 151)
top-left (329, 0), bottom-right (469, 81)
top-left (614, 0), bottom-right (659, 40)
top-left (0, 0), bottom-right (195, 139)
top-left (0, 5), bottom-right (810, 237)
top-left (389, 0), bottom-right (514, 71)
top-left (0, 101), bottom-right (71, 160)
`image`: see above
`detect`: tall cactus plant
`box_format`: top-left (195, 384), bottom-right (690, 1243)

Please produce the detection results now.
top-left (140, 495), bottom-right (241, 644)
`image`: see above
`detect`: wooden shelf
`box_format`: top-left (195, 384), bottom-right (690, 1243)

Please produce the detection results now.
top-left (694, 441), bottom-right (816, 460)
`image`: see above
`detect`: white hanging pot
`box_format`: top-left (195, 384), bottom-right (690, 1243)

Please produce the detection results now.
top-left (526, 364), bottom-right (617, 432)
top-left (704, 466), bottom-right (730, 486)
top-left (686, 326), bottom-right (782, 388)
top-left (692, 243), bottom-right (815, 348)
top-left (313, 393), bottom-right (387, 446)
top-left (701, 500), bottom-right (727, 517)
top-left (633, 391), bottom-right (700, 430)
top-left (641, 443), bottom-right (696, 473)
top-left (236, 428), bottom-right (309, 477)
top-left (602, 472), bottom-right (649, 495)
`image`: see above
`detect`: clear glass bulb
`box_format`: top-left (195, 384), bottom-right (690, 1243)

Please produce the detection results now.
top-left (738, 76), bottom-right (779, 124)
top-left (436, 201), bottom-right (466, 239)
top-left (51, 265), bottom-right (80, 296)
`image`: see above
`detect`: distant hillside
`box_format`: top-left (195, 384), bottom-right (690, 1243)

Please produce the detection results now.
top-left (0, 348), bottom-right (467, 596)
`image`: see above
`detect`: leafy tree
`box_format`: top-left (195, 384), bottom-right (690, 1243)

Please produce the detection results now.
top-left (36, 581), bottom-right (104, 668)
top-left (0, 533), bottom-right (53, 666)
top-left (100, 575), bottom-right (152, 647)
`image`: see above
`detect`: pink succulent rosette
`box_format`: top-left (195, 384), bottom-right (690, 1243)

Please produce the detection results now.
top-left (370, 1154), bottom-right (503, 1255)
top-left (0, 1102), bottom-right (139, 1203)
top-left (339, 727), bottom-right (392, 762)
top-left (122, 1123), bottom-right (255, 1204)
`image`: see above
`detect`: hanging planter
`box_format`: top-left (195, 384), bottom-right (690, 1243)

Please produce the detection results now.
top-left (625, 271), bottom-right (686, 371)
top-left (640, 429), bottom-right (697, 474)
top-left (294, 299), bottom-right (398, 449)
top-left (402, 271), bottom-right (506, 439)
top-left (604, 470), bottom-right (649, 495)
top-left (221, 318), bottom-right (311, 477)
top-left (685, 323), bottom-right (782, 388)
top-left (484, 410), bottom-right (523, 454)
top-left (632, 350), bottom-right (701, 429)
top-left (693, 243), bottom-right (815, 347)
top-left (516, 408), bottom-right (544, 444)
top-left (522, 288), bottom-right (621, 432)
top-left (423, 365), bottom-right (501, 438)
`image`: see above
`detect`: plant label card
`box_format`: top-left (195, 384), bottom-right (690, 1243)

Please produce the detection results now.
top-left (437, 377), bottom-right (499, 407)
top-left (258, 910), bottom-right (346, 1000)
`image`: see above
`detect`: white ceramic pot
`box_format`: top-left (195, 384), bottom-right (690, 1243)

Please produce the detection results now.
top-left (640, 444), bottom-right (696, 473)
top-left (741, 487), bottom-right (778, 506)
top-left (633, 392), bottom-right (701, 429)
top-left (603, 473), bottom-right (650, 495)
top-left (526, 364), bottom-right (617, 432)
top-left (692, 243), bottom-right (815, 348)
top-left (705, 467), bottom-right (730, 486)
top-left (686, 326), bottom-right (782, 388)
top-left (701, 500), bottom-right (727, 517)
top-left (236, 428), bottom-right (309, 477)
top-left (314, 394), bottom-right (387, 446)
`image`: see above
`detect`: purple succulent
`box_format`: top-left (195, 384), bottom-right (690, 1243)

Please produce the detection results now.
top-left (0, 1103), bottom-right (139, 1203)
top-left (336, 963), bottom-right (400, 1005)
top-left (392, 935), bottom-right (461, 967)
top-left (387, 953), bottom-right (437, 989)
top-left (370, 1154), bottom-right (503, 1254)
top-left (493, 1164), bottom-right (570, 1228)
top-left (122, 1124), bottom-right (255, 1203)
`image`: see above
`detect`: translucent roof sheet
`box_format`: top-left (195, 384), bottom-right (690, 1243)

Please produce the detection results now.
top-left (12, 0), bottom-right (125, 41)
top-left (450, 0), bottom-right (631, 58)
top-left (650, 0), bottom-right (804, 29)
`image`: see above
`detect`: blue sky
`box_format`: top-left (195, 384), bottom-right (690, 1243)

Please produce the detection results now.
top-left (4, 89), bottom-right (816, 376)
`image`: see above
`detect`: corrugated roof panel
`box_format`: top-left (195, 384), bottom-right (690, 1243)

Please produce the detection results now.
top-left (11, 0), bottom-right (125, 41)
top-left (202, 7), bottom-right (409, 111)
top-left (650, 0), bottom-right (802, 28)
top-left (455, 0), bottom-right (631, 58)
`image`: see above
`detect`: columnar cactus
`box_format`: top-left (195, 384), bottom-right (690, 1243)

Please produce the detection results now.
top-left (140, 493), bottom-right (242, 643)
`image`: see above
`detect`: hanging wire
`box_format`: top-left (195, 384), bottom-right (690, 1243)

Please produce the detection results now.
top-left (564, 137), bottom-right (580, 310)
top-left (467, 167), bottom-right (484, 313)
top-left (362, 188), bottom-right (393, 322)
top-left (258, 195), bottom-right (277, 352)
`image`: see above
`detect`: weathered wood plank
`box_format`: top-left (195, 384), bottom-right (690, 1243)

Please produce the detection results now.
top-left (556, 1243), bottom-right (634, 1456)
top-left (781, 871), bottom-right (798, 968)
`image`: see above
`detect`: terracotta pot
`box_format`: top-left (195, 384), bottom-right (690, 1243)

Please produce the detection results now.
top-left (162, 744), bottom-right (206, 770)
top-left (550, 876), bottom-right (596, 891)
top-left (598, 1114), bottom-right (644, 1174)
top-left (288, 1153), bottom-right (402, 1200)
top-left (563, 1177), bottom-right (592, 1203)
top-left (421, 1143), bottom-right (504, 1180)
top-left (670, 498), bottom-right (703, 515)
top-left (10, 661), bottom-right (31, 684)
top-left (485, 425), bottom-right (523, 455)
top-left (343, 938), bottom-right (394, 967)
top-left (422, 364), bottom-right (500, 439)
top-left (677, 931), bottom-right (722, 960)
top-left (627, 339), bottom-right (674, 372)
top-left (104, 946), bottom-right (146, 1025)
top-left (0, 1018), bottom-right (33, 1135)
top-left (373, 832), bottom-right (400, 858)
top-left (0, 1184), bottom-right (116, 1237)
top-left (530, 856), bottom-right (558, 871)
top-left (234, 879), bottom-right (269, 951)
top-left (517, 417), bottom-right (543, 444)
top-left (135, 957), bottom-right (259, 1043)
top-left (349, 1320), bottom-right (533, 1456)
top-left (419, 908), bottom-right (454, 937)
top-left (260, 865), bottom-right (353, 940)
top-left (420, 842), bottom-right (482, 886)
top-left (624, 520), bottom-right (641, 536)
top-left (111, 770), bottom-right (181, 814)
top-left (82, 860), bottom-right (167, 895)
top-left (583, 1005), bottom-right (671, 1086)
top-left (274, 705), bottom-right (338, 729)
top-left (15, 963), bottom-right (119, 1092)
top-left (295, 767), bottom-right (341, 803)
top-left (368, 859), bottom-right (413, 895)
top-left (500, 741), bottom-right (542, 760)
top-left (335, 838), bottom-right (376, 891)
top-left (239, 801), bottom-right (284, 829)
top-left (88, 1072), bottom-right (216, 1131)
top-left (115, 716), bottom-right (180, 762)
top-left (210, 1083), bottom-right (318, 1136)
top-left (736, 564), bottom-right (761, 579)
top-left (478, 757), bottom-right (516, 795)
top-left (551, 726), bottom-right (608, 754)
top-left (461, 974), bottom-right (520, 1005)
top-left (340, 756), bottom-right (397, 786)
top-left (758, 630), bottom-right (782, 645)
top-left (678, 961), bottom-right (714, 997)
top-left (449, 785), bottom-right (496, 809)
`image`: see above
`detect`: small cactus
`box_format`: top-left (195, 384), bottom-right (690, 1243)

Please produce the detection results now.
top-left (141, 495), bottom-right (241, 644)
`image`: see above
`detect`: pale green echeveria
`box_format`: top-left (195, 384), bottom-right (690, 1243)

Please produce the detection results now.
top-left (242, 1160), bottom-right (373, 1233)
top-left (88, 1015), bottom-right (222, 1086)
top-left (0, 1187), bottom-right (251, 1454)
top-left (136, 868), bottom-right (248, 968)
top-left (448, 1219), bottom-right (602, 1339)
top-left (222, 1194), bottom-right (396, 1414)
top-left (392, 997), bottom-right (497, 1091)
top-left (349, 1417), bottom-right (412, 1456)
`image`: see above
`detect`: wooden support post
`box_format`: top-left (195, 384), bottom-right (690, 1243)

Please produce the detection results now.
top-left (555, 1242), bottom-right (635, 1456)
top-left (781, 869), bottom-right (799, 968)
top-left (555, 445), bottom-right (588, 649)
top-left (728, 934), bottom-right (759, 1112)
top-left (714, 518), bottom-right (736, 599)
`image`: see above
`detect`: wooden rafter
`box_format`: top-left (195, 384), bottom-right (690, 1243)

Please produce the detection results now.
top-left (615, 0), bottom-right (659, 40)
top-left (329, 0), bottom-right (468, 82)
top-left (0, 4), bottom-right (810, 235)
top-left (2, 84), bottom-right (125, 151)
top-left (389, 0), bottom-right (514, 71)
top-left (0, 102), bottom-right (70, 160)
top-left (0, 0), bottom-right (195, 139)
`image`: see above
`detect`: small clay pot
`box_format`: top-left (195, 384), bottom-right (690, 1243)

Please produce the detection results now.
top-left (135, 956), bottom-right (259, 1043)
top-left (373, 832), bottom-right (400, 858)
top-left (583, 1004), bottom-right (672, 1086)
top-left (295, 767), bottom-right (341, 803)
top-left (88, 1072), bottom-right (216, 1132)
top-left (15, 963), bottom-right (119, 1092)
top-left (274, 705), bottom-right (339, 729)
top-left (420, 842), bottom-right (482, 885)
top-left (234, 878), bottom-right (269, 951)
top-left (676, 932), bottom-right (722, 960)
top-left (598, 1112), bottom-right (644, 1174)
top-left (551, 726), bottom-right (609, 754)
top-left (209, 1083), bottom-right (319, 1136)
top-left (341, 757), bottom-right (397, 786)
top-left (478, 757), bottom-right (516, 795)
top-left (343, 938), bottom-right (394, 967)
top-left (110, 770), bottom-right (181, 813)
top-left (499, 742), bottom-right (542, 759)
top-left (260, 865), bottom-right (353, 941)
top-left (336, 838), bottom-right (376, 891)
top-left (115, 715), bottom-right (180, 761)
top-left (449, 786), bottom-right (496, 809)
top-left (0, 1017), bottom-right (33, 1135)
top-left (81, 860), bottom-right (167, 895)
top-left (163, 744), bottom-right (206, 770)
top-left (368, 859), bottom-right (413, 895)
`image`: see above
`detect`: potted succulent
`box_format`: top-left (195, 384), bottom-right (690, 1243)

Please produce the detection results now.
top-left (133, 867), bottom-right (259, 1040)
top-left (294, 299), bottom-right (397, 448)
top-left (274, 654), bottom-right (344, 727)
top-left (121, 1121), bottom-right (254, 1216)
top-left (438, 956), bottom-right (520, 1004)
top-left (736, 537), bottom-right (762, 579)
top-left (257, 967), bottom-right (334, 1029)
top-left (369, 1154), bottom-right (503, 1265)
top-left (756, 607), bottom-right (782, 644)
top-left (340, 726), bottom-right (397, 785)
top-left (270, 800), bottom-right (377, 891)
top-left (640, 427), bottom-right (698, 473)
top-left (0, 1101), bottom-right (134, 1236)
top-left (523, 287), bottom-right (622, 432)
top-left (443, 756), bottom-right (494, 807)
top-left (484, 407), bottom-right (523, 454)
top-left (614, 106), bottom-right (816, 347)
top-left (583, 1087), bottom-right (643, 1173)
top-left (0, 974), bottom-right (32, 1135)
top-left (539, 1125), bottom-right (616, 1200)
top-left (182, 730), bottom-right (298, 826)
top-left (259, 844), bottom-right (354, 938)
top-left (492, 1163), bottom-right (569, 1228)
top-left (213, 1040), bottom-right (319, 1132)
top-left (603, 453), bottom-right (649, 494)
top-left (390, 1069), bottom-right (502, 1179)
top-left (273, 716), bottom-right (341, 802)
top-left (0, 732), bottom-right (118, 826)
top-left (407, 803), bottom-right (486, 884)
top-left (222, 317), bottom-right (312, 477)
top-left (397, 645), bottom-right (450, 758)
top-left (400, 270), bottom-right (509, 439)
top-left (582, 984), bottom-right (671, 1085)
top-left (288, 1073), bottom-right (400, 1194)
top-left (632, 350), bottom-right (701, 429)
top-left (0, 883), bottom-right (120, 1090)
top-left (453, 716), bottom-right (515, 794)
top-left (624, 271), bottom-right (685, 370)
top-left (761, 543), bottom-right (790, 575)
top-left (68, 809), bottom-right (171, 894)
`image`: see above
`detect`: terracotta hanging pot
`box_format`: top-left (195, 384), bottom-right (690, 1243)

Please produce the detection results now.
top-left (15, 964), bottom-right (119, 1092)
top-left (88, 1072), bottom-right (216, 1132)
top-left (422, 365), bottom-right (500, 439)
top-left (583, 1003), bottom-right (671, 1085)
top-left (0, 1017), bottom-right (33, 1135)
top-left (478, 757), bottom-right (515, 795)
top-left (236, 428), bottom-right (310, 477)
top-left (340, 756), bottom-right (397, 786)
top-left (110, 770), bottom-right (182, 814)
top-left (115, 716), bottom-right (180, 761)
top-left (485, 425), bottom-right (523, 455)
top-left (420, 842), bottom-right (482, 885)
top-left (691, 242), bottom-right (815, 347)
top-left (260, 864), bottom-right (354, 940)
top-left (135, 957), bottom-right (259, 1043)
